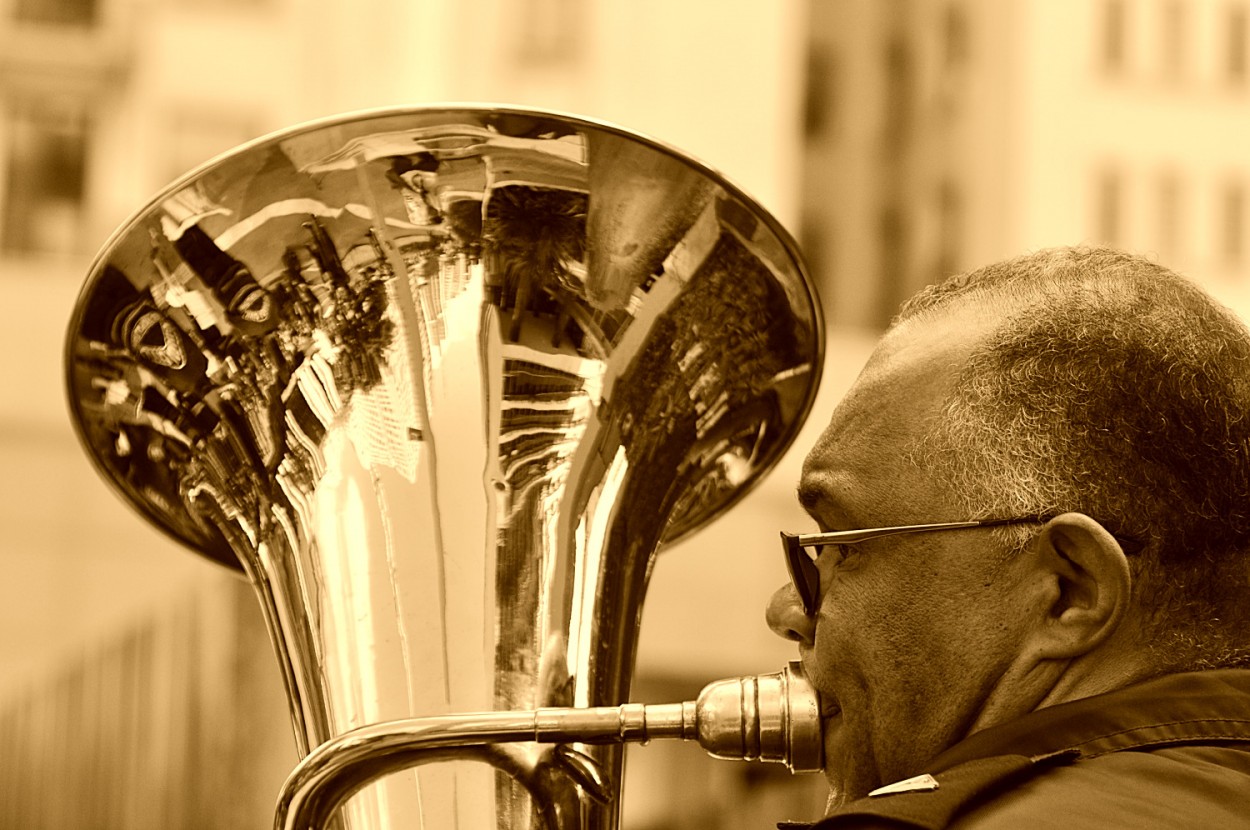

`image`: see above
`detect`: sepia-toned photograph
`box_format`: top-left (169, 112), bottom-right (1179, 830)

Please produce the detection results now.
top-left (2, 1), bottom-right (1249, 828)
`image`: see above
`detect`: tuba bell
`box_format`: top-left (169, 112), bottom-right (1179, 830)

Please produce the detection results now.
top-left (64, 106), bottom-right (825, 829)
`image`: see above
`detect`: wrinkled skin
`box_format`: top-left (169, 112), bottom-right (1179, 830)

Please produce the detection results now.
top-left (766, 311), bottom-right (1140, 809)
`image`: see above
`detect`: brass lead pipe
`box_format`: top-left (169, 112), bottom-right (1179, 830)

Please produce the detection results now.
top-left (276, 663), bottom-right (823, 830)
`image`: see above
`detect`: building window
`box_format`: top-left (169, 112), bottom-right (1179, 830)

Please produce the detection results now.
top-left (1160, 0), bottom-right (1186, 81)
top-left (1228, 4), bottom-right (1248, 84)
top-left (0, 101), bottom-right (90, 257)
top-left (12, 0), bottom-right (97, 26)
top-left (1095, 168), bottom-right (1124, 247)
top-left (883, 36), bottom-right (914, 150)
top-left (804, 45), bottom-right (836, 142)
top-left (1100, 0), bottom-right (1128, 74)
top-left (1220, 181), bottom-right (1245, 266)
top-left (877, 205), bottom-right (908, 327)
top-left (943, 3), bottom-right (970, 68)
top-left (935, 180), bottom-right (962, 280)
top-left (798, 212), bottom-right (831, 313)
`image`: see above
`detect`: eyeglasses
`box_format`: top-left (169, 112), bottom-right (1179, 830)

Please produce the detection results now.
top-left (780, 517), bottom-right (1144, 616)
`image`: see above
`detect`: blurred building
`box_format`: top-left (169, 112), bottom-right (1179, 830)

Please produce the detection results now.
top-left (16, 0), bottom-right (1248, 825)
top-left (801, 0), bottom-right (1250, 329)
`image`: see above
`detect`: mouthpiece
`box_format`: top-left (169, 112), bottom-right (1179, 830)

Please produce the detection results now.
top-left (689, 660), bottom-right (824, 772)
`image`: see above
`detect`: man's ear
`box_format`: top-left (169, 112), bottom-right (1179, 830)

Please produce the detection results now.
top-left (1026, 512), bottom-right (1133, 660)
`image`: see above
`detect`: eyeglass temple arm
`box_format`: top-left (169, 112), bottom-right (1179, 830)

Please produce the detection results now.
top-left (784, 516), bottom-right (1143, 555)
top-left (784, 521), bottom-right (989, 548)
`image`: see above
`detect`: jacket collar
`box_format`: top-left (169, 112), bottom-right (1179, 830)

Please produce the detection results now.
top-left (787, 670), bottom-right (1250, 830)
top-left (925, 668), bottom-right (1250, 771)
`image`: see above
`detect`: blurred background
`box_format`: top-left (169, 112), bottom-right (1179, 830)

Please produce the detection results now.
top-left (1, 0), bottom-right (1249, 827)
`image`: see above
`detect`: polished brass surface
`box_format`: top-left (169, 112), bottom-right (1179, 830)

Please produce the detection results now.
top-left (276, 663), bottom-right (823, 830)
top-left (65, 106), bottom-right (823, 829)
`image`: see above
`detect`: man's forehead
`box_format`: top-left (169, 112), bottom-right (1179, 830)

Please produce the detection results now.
top-left (818, 312), bottom-right (987, 441)
top-left (796, 308), bottom-right (995, 522)
top-left (872, 305), bottom-right (1000, 369)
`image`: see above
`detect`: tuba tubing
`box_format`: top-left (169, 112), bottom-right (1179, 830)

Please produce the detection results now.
top-left (276, 662), bottom-right (824, 830)
top-left (64, 105), bottom-right (827, 828)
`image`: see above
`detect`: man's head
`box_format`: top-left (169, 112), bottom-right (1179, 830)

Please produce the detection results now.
top-left (768, 246), bottom-right (1250, 805)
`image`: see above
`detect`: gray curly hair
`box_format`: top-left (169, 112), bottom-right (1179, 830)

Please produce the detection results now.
top-left (899, 247), bottom-right (1250, 671)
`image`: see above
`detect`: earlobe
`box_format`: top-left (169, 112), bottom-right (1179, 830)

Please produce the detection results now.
top-left (1029, 513), bottom-right (1133, 659)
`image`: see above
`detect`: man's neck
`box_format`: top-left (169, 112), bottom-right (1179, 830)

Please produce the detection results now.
top-left (969, 646), bottom-right (1157, 739)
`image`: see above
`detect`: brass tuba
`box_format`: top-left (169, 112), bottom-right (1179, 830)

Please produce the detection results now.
top-left (64, 106), bottom-right (825, 829)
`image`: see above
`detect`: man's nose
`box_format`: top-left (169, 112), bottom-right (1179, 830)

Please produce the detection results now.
top-left (766, 583), bottom-right (815, 645)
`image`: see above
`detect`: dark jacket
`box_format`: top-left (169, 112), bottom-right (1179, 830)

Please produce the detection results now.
top-left (792, 670), bottom-right (1250, 829)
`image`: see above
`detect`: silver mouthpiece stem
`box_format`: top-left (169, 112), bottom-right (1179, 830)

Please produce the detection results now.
top-left (527, 661), bottom-right (823, 773)
top-left (276, 663), bottom-right (824, 828)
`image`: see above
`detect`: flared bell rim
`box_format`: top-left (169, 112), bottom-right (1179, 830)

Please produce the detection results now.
top-left (64, 103), bottom-right (826, 572)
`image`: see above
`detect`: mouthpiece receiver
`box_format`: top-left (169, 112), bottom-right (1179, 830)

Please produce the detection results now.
top-left (529, 661), bottom-right (823, 772)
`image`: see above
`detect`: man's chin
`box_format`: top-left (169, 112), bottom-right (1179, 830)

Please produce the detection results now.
top-left (821, 773), bottom-right (882, 814)
top-left (819, 713), bottom-right (880, 813)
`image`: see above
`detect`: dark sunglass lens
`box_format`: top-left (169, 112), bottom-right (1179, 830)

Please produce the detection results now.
top-left (781, 533), bottom-right (819, 614)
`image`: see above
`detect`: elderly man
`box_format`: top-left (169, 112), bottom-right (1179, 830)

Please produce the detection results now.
top-left (767, 247), bottom-right (1250, 827)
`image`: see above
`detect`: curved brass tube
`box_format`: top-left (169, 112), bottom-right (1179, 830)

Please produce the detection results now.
top-left (277, 663), bottom-right (823, 830)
